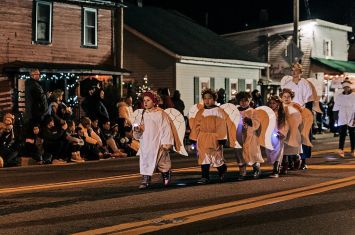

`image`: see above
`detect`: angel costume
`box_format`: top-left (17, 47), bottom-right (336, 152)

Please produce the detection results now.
top-left (281, 103), bottom-right (303, 173)
top-left (189, 105), bottom-right (228, 183)
top-left (235, 106), bottom-right (264, 179)
top-left (264, 110), bottom-right (289, 177)
top-left (133, 108), bottom-right (174, 188)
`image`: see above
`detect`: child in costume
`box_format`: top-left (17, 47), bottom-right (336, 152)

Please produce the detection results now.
top-left (234, 91), bottom-right (264, 179)
top-left (189, 88), bottom-right (228, 184)
top-left (265, 96), bottom-right (289, 178)
top-left (280, 88), bottom-right (303, 174)
top-left (133, 91), bottom-right (174, 189)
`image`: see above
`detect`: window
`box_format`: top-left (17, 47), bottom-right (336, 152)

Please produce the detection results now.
top-left (231, 83), bottom-right (237, 96)
top-left (34, 1), bottom-right (52, 43)
top-left (82, 8), bottom-right (98, 47)
top-left (323, 39), bottom-right (332, 57)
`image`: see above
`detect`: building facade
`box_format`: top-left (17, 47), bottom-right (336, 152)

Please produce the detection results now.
top-left (0, 0), bottom-right (128, 114)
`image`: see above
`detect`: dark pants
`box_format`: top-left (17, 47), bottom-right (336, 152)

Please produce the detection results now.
top-left (339, 125), bottom-right (355, 151)
top-left (0, 148), bottom-right (19, 167)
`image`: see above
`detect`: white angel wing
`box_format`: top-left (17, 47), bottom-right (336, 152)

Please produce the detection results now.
top-left (280, 75), bottom-right (293, 89)
top-left (220, 103), bottom-right (242, 148)
top-left (188, 104), bottom-right (199, 119)
top-left (129, 109), bottom-right (144, 127)
top-left (255, 106), bottom-right (276, 150)
top-left (164, 108), bottom-right (188, 156)
top-left (188, 104), bottom-right (200, 129)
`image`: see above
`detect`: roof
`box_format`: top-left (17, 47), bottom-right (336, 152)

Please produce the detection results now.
top-left (124, 6), bottom-right (262, 63)
top-left (54, 0), bottom-right (125, 8)
top-left (3, 61), bottom-right (131, 75)
top-left (224, 19), bottom-right (352, 37)
top-left (311, 58), bottom-right (355, 73)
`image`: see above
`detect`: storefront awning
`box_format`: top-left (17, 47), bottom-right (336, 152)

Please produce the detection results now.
top-left (3, 61), bottom-right (131, 76)
top-left (311, 57), bottom-right (355, 73)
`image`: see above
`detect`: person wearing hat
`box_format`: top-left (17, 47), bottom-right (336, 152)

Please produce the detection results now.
top-left (333, 77), bottom-right (355, 158)
top-left (133, 90), bottom-right (174, 189)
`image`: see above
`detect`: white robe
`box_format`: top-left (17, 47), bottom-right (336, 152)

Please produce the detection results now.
top-left (333, 93), bottom-right (355, 127)
top-left (281, 78), bottom-right (313, 106)
top-left (134, 110), bottom-right (174, 176)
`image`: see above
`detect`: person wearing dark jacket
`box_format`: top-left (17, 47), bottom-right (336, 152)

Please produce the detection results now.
top-left (172, 90), bottom-right (185, 115)
top-left (42, 116), bottom-right (68, 164)
top-left (23, 123), bottom-right (44, 163)
top-left (88, 89), bottom-right (109, 125)
top-left (25, 69), bottom-right (48, 126)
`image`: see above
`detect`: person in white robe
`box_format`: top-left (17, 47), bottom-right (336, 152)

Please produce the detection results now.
top-left (133, 91), bottom-right (174, 189)
top-left (281, 62), bottom-right (313, 169)
top-left (333, 78), bottom-right (355, 158)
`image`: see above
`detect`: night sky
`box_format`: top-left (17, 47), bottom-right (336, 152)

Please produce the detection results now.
top-left (141, 0), bottom-right (353, 34)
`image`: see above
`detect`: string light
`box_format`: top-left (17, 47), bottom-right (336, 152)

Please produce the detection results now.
top-left (20, 72), bottom-right (80, 107)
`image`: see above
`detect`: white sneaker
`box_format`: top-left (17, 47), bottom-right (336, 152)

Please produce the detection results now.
top-left (338, 150), bottom-right (345, 158)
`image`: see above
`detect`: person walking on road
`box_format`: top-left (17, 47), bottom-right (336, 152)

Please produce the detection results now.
top-left (333, 78), bottom-right (355, 158)
top-left (189, 89), bottom-right (228, 184)
top-left (133, 91), bottom-right (174, 189)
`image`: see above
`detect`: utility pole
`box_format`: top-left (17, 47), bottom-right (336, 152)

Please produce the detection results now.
top-left (293, 0), bottom-right (299, 47)
top-left (113, 0), bottom-right (124, 97)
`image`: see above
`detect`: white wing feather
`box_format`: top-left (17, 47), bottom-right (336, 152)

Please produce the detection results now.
top-left (129, 109), bottom-right (144, 127)
top-left (220, 103), bottom-right (242, 148)
top-left (255, 106), bottom-right (276, 150)
top-left (164, 108), bottom-right (188, 156)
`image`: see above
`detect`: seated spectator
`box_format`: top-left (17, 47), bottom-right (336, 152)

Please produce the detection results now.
top-left (42, 116), bottom-right (68, 165)
top-left (0, 113), bottom-right (19, 167)
top-left (66, 120), bottom-right (85, 162)
top-left (102, 120), bottom-right (127, 158)
top-left (23, 123), bottom-right (44, 164)
top-left (78, 117), bottom-right (104, 160)
top-left (52, 89), bottom-right (73, 122)
top-left (47, 92), bottom-right (65, 127)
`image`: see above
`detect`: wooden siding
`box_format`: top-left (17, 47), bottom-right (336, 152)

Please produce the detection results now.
top-left (0, 79), bottom-right (12, 113)
top-left (268, 37), bottom-right (292, 81)
top-left (123, 30), bottom-right (176, 91)
top-left (0, 0), bottom-right (113, 69)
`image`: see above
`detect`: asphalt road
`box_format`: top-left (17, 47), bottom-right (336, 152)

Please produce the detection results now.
top-left (0, 135), bottom-right (354, 235)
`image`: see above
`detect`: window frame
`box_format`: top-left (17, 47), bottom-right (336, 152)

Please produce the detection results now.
top-left (82, 7), bottom-right (98, 48)
top-left (33, 0), bottom-right (53, 44)
top-left (323, 39), bottom-right (332, 58)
